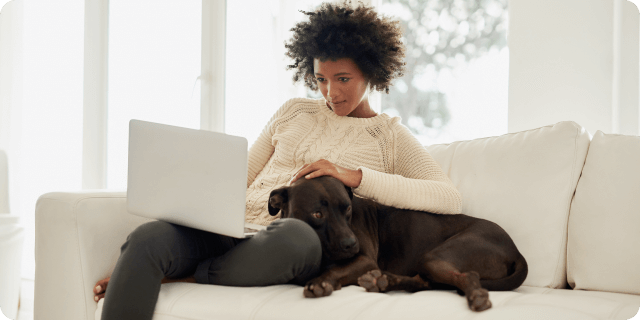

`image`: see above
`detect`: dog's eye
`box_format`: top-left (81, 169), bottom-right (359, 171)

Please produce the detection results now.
top-left (312, 212), bottom-right (323, 219)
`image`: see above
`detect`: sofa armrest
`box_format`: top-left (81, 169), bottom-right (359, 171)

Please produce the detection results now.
top-left (35, 191), bottom-right (152, 320)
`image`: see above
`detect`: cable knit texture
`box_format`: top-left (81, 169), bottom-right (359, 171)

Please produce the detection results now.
top-left (245, 98), bottom-right (462, 226)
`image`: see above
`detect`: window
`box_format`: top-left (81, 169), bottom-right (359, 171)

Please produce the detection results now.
top-left (15, 0), bottom-right (85, 279)
top-left (380, 0), bottom-right (509, 145)
top-left (225, 0), bottom-right (325, 147)
top-left (107, 0), bottom-right (202, 189)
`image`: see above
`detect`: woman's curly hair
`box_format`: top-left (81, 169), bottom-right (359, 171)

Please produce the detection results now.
top-left (285, 1), bottom-right (406, 94)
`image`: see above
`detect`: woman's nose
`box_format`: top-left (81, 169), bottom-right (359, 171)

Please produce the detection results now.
top-left (327, 82), bottom-right (340, 101)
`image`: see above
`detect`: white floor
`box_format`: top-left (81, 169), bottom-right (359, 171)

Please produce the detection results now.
top-left (0, 279), bottom-right (34, 320)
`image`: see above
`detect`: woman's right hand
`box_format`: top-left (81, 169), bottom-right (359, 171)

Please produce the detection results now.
top-left (93, 277), bottom-right (110, 302)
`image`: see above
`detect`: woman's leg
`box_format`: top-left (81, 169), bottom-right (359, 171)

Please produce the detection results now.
top-left (101, 220), bottom-right (240, 320)
top-left (195, 218), bottom-right (322, 286)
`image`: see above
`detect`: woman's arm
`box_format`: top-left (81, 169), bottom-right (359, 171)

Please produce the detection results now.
top-left (246, 99), bottom-right (297, 187)
top-left (354, 122), bottom-right (462, 214)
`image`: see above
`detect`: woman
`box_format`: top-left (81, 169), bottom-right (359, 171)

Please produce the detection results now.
top-left (96, 2), bottom-right (462, 319)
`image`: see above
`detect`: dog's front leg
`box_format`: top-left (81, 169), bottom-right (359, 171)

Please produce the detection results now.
top-left (304, 254), bottom-right (378, 298)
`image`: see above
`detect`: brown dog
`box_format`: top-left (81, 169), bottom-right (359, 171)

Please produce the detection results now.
top-left (268, 176), bottom-right (527, 311)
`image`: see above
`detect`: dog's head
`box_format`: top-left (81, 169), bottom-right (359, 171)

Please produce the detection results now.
top-left (268, 176), bottom-right (358, 261)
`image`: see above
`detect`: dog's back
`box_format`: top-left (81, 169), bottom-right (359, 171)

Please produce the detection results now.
top-left (352, 196), bottom-right (527, 291)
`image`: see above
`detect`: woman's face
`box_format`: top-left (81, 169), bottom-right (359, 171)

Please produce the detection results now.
top-left (313, 58), bottom-right (372, 118)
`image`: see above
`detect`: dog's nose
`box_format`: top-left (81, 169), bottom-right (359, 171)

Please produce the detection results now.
top-left (340, 237), bottom-right (357, 251)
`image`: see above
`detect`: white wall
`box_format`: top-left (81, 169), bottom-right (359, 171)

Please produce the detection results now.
top-left (617, 0), bottom-right (640, 135)
top-left (508, 0), bottom-right (639, 136)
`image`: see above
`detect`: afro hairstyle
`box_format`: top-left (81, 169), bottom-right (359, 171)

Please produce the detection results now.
top-left (284, 1), bottom-right (406, 94)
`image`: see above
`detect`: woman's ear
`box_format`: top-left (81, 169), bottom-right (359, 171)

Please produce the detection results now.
top-left (268, 187), bottom-right (289, 216)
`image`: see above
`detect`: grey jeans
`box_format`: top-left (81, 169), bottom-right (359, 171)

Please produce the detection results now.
top-left (100, 218), bottom-right (322, 320)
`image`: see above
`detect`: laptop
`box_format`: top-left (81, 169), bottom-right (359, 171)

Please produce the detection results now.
top-left (126, 119), bottom-right (267, 238)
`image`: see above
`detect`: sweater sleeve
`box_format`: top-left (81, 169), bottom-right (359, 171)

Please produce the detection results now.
top-left (353, 120), bottom-right (462, 214)
top-left (246, 99), bottom-right (296, 188)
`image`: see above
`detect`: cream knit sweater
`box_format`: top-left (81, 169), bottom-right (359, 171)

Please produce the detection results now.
top-left (245, 98), bottom-right (462, 226)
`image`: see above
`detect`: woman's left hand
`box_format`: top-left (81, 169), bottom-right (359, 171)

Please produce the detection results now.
top-left (289, 159), bottom-right (362, 188)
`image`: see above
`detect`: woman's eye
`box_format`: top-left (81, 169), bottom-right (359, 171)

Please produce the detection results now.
top-left (316, 77), bottom-right (325, 82)
top-left (339, 77), bottom-right (350, 82)
top-left (312, 212), bottom-right (323, 219)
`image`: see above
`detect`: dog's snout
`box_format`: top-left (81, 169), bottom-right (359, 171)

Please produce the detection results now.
top-left (340, 237), bottom-right (357, 251)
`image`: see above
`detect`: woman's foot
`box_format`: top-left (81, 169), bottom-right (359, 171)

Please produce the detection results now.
top-left (93, 276), bottom-right (197, 302)
top-left (93, 277), bottom-right (110, 302)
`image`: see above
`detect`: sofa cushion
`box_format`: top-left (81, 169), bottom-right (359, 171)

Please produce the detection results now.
top-left (426, 121), bottom-right (590, 288)
top-left (95, 283), bottom-right (640, 320)
top-left (35, 192), bottom-right (150, 320)
top-left (567, 131), bottom-right (640, 295)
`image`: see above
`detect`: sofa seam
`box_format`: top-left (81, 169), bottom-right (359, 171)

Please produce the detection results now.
top-left (508, 300), bottom-right (614, 319)
top-left (37, 196), bottom-right (93, 320)
top-left (72, 198), bottom-right (89, 320)
top-left (164, 285), bottom-right (200, 312)
top-left (494, 293), bottom-right (525, 308)
top-left (72, 195), bottom-right (128, 319)
top-left (608, 303), bottom-right (627, 320)
top-left (347, 294), bottom-right (392, 320)
top-left (552, 124), bottom-right (581, 289)
top-left (249, 287), bottom-right (293, 319)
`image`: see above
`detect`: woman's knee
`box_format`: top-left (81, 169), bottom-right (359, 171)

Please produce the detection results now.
top-left (122, 220), bottom-right (181, 255)
top-left (266, 218), bottom-right (322, 263)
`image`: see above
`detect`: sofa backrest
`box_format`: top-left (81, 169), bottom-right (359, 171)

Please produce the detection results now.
top-left (567, 131), bottom-right (640, 295)
top-left (426, 121), bottom-right (590, 288)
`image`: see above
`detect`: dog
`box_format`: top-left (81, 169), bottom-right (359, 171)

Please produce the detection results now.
top-left (268, 176), bottom-right (528, 312)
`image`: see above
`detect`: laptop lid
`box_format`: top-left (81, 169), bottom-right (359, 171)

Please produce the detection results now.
top-left (127, 119), bottom-right (249, 238)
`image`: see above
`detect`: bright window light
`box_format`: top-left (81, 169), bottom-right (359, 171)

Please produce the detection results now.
top-left (107, 0), bottom-right (202, 189)
top-left (225, 0), bottom-right (324, 147)
top-left (19, 0), bottom-right (85, 280)
top-left (381, 0), bottom-right (509, 145)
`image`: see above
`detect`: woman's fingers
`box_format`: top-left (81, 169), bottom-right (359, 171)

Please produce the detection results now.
top-left (305, 168), bottom-right (328, 180)
top-left (288, 160), bottom-right (360, 187)
top-left (290, 163), bottom-right (314, 184)
top-left (291, 160), bottom-right (338, 183)
top-left (297, 161), bottom-right (330, 182)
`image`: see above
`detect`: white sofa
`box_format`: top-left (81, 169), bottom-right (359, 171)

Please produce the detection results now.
top-left (34, 121), bottom-right (640, 320)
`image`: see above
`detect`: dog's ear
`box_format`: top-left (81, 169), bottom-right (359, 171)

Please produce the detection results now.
top-left (268, 187), bottom-right (288, 216)
top-left (345, 185), bottom-right (353, 200)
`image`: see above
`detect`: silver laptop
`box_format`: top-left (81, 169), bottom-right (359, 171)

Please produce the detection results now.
top-left (127, 119), bottom-right (266, 238)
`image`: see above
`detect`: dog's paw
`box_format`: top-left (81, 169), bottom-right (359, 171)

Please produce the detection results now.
top-left (357, 270), bottom-right (388, 292)
top-left (467, 288), bottom-right (491, 312)
top-left (303, 278), bottom-right (337, 298)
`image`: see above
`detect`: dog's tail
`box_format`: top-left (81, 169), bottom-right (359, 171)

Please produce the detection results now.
top-left (480, 253), bottom-right (528, 291)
